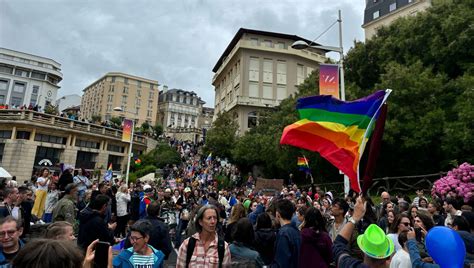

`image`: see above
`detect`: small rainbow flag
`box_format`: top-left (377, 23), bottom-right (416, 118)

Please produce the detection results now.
top-left (104, 163), bottom-right (113, 181)
top-left (297, 157), bottom-right (310, 172)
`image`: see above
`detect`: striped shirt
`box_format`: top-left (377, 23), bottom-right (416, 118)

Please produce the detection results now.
top-left (127, 247), bottom-right (159, 268)
top-left (176, 232), bottom-right (232, 268)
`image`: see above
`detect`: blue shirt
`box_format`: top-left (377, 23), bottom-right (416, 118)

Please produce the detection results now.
top-left (271, 223), bottom-right (301, 268)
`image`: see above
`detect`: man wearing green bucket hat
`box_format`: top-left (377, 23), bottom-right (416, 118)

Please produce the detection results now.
top-left (333, 196), bottom-right (394, 267)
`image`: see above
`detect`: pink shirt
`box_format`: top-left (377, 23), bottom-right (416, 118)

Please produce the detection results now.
top-left (176, 232), bottom-right (231, 268)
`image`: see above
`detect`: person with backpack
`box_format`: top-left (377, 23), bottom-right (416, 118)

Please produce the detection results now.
top-left (176, 205), bottom-right (231, 268)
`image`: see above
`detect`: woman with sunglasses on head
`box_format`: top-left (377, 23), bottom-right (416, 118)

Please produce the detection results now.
top-left (387, 213), bottom-right (412, 252)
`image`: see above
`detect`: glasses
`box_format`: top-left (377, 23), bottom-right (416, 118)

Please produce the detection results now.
top-left (401, 222), bottom-right (411, 227)
top-left (0, 230), bottom-right (17, 238)
top-left (129, 236), bottom-right (144, 242)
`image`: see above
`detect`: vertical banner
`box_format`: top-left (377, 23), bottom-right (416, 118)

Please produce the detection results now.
top-left (319, 64), bottom-right (340, 99)
top-left (122, 119), bottom-right (133, 142)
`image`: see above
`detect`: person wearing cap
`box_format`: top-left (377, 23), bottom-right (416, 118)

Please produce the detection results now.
top-left (175, 187), bottom-right (194, 248)
top-left (333, 196), bottom-right (394, 267)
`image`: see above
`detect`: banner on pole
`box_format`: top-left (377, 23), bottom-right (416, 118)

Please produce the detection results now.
top-left (319, 64), bottom-right (340, 99)
top-left (122, 119), bottom-right (133, 142)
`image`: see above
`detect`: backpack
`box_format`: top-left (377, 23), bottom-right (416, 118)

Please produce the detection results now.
top-left (185, 236), bottom-right (225, 268)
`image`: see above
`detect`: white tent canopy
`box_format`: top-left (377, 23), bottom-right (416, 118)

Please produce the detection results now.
top-left (0, 167), bottom-right (12, 179)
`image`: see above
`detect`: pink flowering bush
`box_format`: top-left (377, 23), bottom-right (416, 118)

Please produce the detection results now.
top-left (432, 162), bottom-right (474, 203)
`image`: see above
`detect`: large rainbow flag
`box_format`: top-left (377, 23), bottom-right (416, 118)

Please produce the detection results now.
top-left (280, 90), bottom-right (391, 192)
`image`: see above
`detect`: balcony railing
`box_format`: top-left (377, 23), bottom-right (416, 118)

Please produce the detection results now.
top-left (0, 109), bottom-right (146, 146)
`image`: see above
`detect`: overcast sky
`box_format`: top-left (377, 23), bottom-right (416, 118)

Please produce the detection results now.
top-left (0, 0), bottom-right (365, 107)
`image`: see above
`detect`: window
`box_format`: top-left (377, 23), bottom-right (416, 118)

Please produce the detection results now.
top-left (263, 59), bottom-right (273, 83)
top-left (307, 66), bottom-right (315, 77)
top-left (373, 10), bottom-right (380, 19)
top-left (263, 84), bottom-right (273, 99)
top-left (276, 42), bottom-right (286, 49)
top-left (249, 57), bottom-right (260, 82)
top-left (0, 80), bottom-right (8, 90)
top-left (16, 131), bottom-right (30, 140)
top-left (124, 78), bottom-right (129, 84)
top-left (123, 87), bottom-right (128, 94)
top-left (11, 97), bottom-right (22, 106)
top-left (13, 82), bottom-right (26, 93)
top-left (35, 133), bottom-right (66, 144)
top-left (32, 85), bottom-right (39, 94)
top-left (137, 81), bottom-right (141, 88)
top-left (109, 85), bottom-right (114, 92)
top-left (277, 61), bottom-right (287, 85)
top-left (297, 64), bottom-right (305, 85)
top-left (30, 85), bottom-right (39, 106)
top-left (0, 65), bottom-right (13, 74)
top-left (108, 95), bottom-right (113, 102)
top-left (14, 69), bottom-right (29, 77)
top-left (248, 111), bottom-right (258, 128)
top-left (137, 90), bottom-right (141, 97)
top-left (0, 143), bottom-right (4, 163)
top-left (389, 3), bottom-right (396, 12)
top-left (263, 40), bottom-right (272, 48)
top-left (136, 98), bottom-right (141, 107)
top-left (107, 144), bottom-right (124, 153)
top-left (31, 71), bottom-right (46, 80)
top-left (250, 38), bottom-right (259, 46)
top-left (277, 86), bottom-right (287, 100)
top-left (107, 104), bottom-right (112, 112)
top-left (111, 76), bottom-right (115, 82)
top-left (150, 83), bottom-right (154, 89)
top-left (148, 100), bottom-right (153, 108)
top-left (121, 95), bottom-right (127, 104)
top-left (249, 82), bottom-right (259, 98)
top-left (0, 131), bottom-right (12, 139)
top-left (34, 146), bottom-right (61, 166)
top-left (147, 110), bottom-right (152, 117)
top-left (149, 91), bottom-right (154, 100)
top-left (75, 139), bottom-right (100, 149)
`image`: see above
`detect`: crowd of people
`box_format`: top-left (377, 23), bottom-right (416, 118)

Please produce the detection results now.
top-left (0, 139), bottom-right (472, 267)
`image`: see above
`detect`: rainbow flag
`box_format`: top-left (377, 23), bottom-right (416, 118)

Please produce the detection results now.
top-left (104, 163), bottom-right (113, 181)
top-left (280, 90), bottom-right (391, 192)
top-left (297, 157), bottom-right (310, 172)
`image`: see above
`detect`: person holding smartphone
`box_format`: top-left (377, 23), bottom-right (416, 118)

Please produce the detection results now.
top-left (31, 167), bottom-right (51, 219)
top-left (113, 220), bottom-right (165, 268)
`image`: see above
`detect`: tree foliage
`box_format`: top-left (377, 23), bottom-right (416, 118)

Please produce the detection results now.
top-left (223, 1), bottom-right (473, 183)
top-left (204, 111), bottom-right (238, 160)
top-left (129, 142), bottom-right (181, 181)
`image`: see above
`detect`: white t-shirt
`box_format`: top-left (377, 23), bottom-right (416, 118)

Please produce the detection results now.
top-left (387, 233), bottom-right (402, 252)
top-left (390, 249), bottom-right (412, 268)
top-left (36, 177), bottom-right (49, 191)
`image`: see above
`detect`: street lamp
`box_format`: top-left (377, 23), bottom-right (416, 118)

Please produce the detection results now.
top-left (113, 106), bottom-right (135, 185)
top-left (291, 10), bottom-right (345, 101)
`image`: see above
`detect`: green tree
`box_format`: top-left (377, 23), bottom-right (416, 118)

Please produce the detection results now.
top-left (109, 116), bottom-right (122, 129)
top-left (204, 111), bottom-right (238, 160)
top-left (91, 115), bottom-right (102, 123)
top-left (151, 124), bottom-right (163, 139)
top-left (140, 121), bottom-right (151, 136)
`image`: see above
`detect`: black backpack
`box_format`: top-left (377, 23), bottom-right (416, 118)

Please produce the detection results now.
top-left (185, 236), bottom-right (225, 268)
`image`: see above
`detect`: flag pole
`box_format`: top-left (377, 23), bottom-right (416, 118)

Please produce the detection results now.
top-left (302, 155), bottom-right (314, 184)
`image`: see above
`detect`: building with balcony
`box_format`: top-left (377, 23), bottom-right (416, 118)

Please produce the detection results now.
top-left (212, 28), bottom-right (328, 134)
top-left (362, 0), bottom-right (432, 39)
top-left (0, 47), bottom-right (62, 109)
top-left (0, 109), bottom-right (154, 181)
top-left (158, 87), bottom-right (205, 142)
top-left (81, 72), bottom-right (159, 126)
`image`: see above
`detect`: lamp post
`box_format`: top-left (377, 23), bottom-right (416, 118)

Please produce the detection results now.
top-left (291, 10), bottom-right (345, 101)
top-left (113, 107), bottom-right (135, 185)
top-left (292, 10), bottom-right (350, 194)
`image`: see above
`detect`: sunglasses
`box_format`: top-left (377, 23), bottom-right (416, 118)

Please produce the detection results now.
top-left (401, 222), bottom-right (411, 227)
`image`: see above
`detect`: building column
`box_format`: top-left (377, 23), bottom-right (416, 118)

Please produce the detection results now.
top-left (30, 128), bottom-right (36, 141)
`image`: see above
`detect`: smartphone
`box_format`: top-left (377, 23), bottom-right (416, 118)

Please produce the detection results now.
top-left (94, 241), bottom-right (110, 268)
top-left (414, 227), bottom-right (422, 242)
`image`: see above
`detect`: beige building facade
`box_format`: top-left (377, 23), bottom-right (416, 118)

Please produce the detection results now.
top-left (158, 88), bottom-right (206, 142)
top-left (81, 72), bottom-right (159, 126)
top-left (0, 109), bottom-right (152, 182)
top-left (362, 0), bottom-right (432, 40)
top-left (212, 28), bottom-right (328, 134)
top-left (0, 47), bottom-right (62, 109)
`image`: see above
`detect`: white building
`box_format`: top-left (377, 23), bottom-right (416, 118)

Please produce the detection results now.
top-left (0, 47), bottom-right (62, 108)
top-left (56, 94), bottom-right (82, 112)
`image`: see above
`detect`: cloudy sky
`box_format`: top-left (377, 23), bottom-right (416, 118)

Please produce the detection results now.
top-left (1, 0), bottom-right (365, 107)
